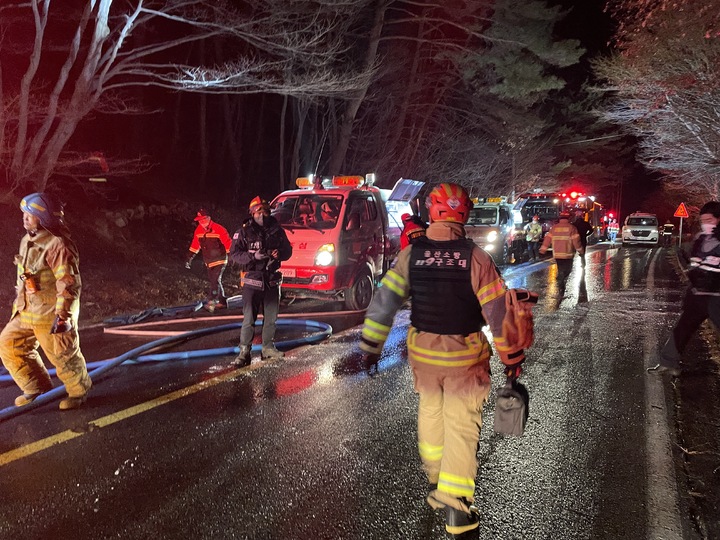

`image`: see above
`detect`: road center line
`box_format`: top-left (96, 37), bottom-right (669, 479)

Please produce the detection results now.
top-left (645, 249), bottom-right (683, 539)
top-left (0, 365), bottom-right (258, 468)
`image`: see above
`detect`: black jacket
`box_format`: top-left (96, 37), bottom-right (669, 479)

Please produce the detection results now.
top-left (229, 215), bottom-right (292, 288)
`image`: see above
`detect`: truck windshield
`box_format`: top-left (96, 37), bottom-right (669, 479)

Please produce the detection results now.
top-left (468, 207), bottom-right (498, 225)
top-left (271, 194), bottom-right (344, 229)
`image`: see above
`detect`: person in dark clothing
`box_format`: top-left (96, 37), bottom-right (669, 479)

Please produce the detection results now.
top-left (229, 196), bottom-right (292, 366)
top-left (185, 208), bottom-right (232, 309)
top-left (572, 211), bottom-right (593, 267)
top-left (649, 201), bottom-right (720, 377)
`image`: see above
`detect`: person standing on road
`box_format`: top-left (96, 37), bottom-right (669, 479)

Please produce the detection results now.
top-left (359, 183), bottom-right (529, 539)
top-left (649, 201), bottom-right (720, 377)
top-left (572, 211), bottom-right (593, 267)
top-left (229, 196), bottom-right (292, 367)
top-left (607, 219), bottom-right (620, 246)
top-left (0, 193), bottom-right (92, 410)
top-left (524, 215), bottom-right (543, 261)
top-left (185, 208), bottom-right (232, 310)
top-left (539, 212), bottom-right (583, 284)
top-left (400, 212), bottom-right (427, 249)
top-left (662, 220), bottom-right (675, 247)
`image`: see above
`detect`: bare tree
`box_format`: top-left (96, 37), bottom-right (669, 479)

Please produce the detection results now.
top-left (0, 0), bottom-right (373, 198)
top-left (595, 4), bottom-right (720, 199)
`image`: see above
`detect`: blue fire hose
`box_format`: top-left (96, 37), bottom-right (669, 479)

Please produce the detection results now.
top-left (0, 319), bottom-right (332, 422)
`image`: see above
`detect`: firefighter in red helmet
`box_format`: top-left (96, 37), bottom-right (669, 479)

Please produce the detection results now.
top-left (185, 208), bottom-right (232, 310)
top-left (400, 212), bottom-right (427, 250)
top-left (360, 183), bottom-right (530, 538)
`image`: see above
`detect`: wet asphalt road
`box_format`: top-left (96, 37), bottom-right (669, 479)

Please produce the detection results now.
top-left (0, 244), bottom-right (713, 539)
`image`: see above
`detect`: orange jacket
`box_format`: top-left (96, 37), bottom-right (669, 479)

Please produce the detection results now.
top-left (539, 219), bottom-right (583, 259)
top-left (188, 221), bottom-right (232, 268)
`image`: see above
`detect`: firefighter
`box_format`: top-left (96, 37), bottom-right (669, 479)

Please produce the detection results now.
top-left (400, 213), bottom-right (427, 249)
top-left (229, 196), bottom-right (292, 366)
top-left (572, 210), bottom-right (593, 267)
top-left (0, 193), bottom-right (92, 410)
top-left (185, 208), bottom-right (232, 310)
top-left (524, 215), bottom-right (543, 261)
top-left (539, 212), bottom-right (584, 283)
top-left (607, 219), bottom-right (620, 246)
top-left (360, 183), bottom-right (527, 538)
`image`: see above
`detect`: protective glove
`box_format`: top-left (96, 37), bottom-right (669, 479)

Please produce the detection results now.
top-left (254, 250), bottom-right (269, 260)
top-left (504, 361), bottom-right (523, 381)
top-left (185, 260), bottom-right (192, 269)
top-left (50, 316), bottom-right (73, 335)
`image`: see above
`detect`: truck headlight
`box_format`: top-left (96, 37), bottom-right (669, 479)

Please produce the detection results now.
top-left (486, 231), bottom-right (498, 243)
top-left (315, 243), bottom-right (335, 266)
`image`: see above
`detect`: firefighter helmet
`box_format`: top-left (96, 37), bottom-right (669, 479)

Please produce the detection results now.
top-left (401, 213), bottom-right (413, 223)
top-left (426, 183), bottom-right (471, 224)
top-left (249, 196), bottom-right (269, 214)
top-left (20, 192), bottom-right (65, 231)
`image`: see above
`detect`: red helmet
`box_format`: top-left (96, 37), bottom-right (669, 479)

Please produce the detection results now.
top-left (401, 213), bottom-right (413, 223)
top-left (248, 196), bottom-right (269, 214)
top-left (426, 183), bottom-right (471, 224)
top-left (194, 208), bottom-right (210, 221)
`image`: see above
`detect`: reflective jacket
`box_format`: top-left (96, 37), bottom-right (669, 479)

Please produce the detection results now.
top-left (12, 228), bottom-right (82, 326)
top-left (229, 215), bottom-right (292, 290)
top-left (188, 221), bottom-right (232, 268)
top-left (687, 233), bottom-right (720, 296)
top-left (539, 219), bottom-right (583, 259)
top-left (360, 221), bottom-right (524, 381)
top-left (401, 220), bottom-right (427, 249)
top-left (524, 221), bottom-right (542, 242)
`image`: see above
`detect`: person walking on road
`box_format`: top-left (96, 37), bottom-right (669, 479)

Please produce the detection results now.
top-left (524, 215), bottom-right (543, 261)
top-left (539, 212), bottom-right (583, 284)
top-left (0, 193), bottom-right (92, 410)
top-left (229, 196), bottom-right (292, 366)
top-left (607, 219), bottom-right (620, 246)
top-left (359, 183), bottom-right (529, 539)
top-left (572, 211), bottom-right (593, 267)
top-left (185, 208), bottom-right (232, 310)
top-left (649, 201), bottom-right (720, 377)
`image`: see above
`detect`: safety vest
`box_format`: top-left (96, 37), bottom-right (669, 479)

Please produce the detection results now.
top-left (408, 237), bottom-right (485, 335)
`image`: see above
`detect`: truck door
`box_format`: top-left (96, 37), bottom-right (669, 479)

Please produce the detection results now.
top-left (343, 194), bottom-right (383, 278)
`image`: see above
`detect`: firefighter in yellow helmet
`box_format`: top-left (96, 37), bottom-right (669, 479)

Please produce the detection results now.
top-left (360, 183), bottom-right (527, 538)
top-left (0, 193), bottom-right (92, 410)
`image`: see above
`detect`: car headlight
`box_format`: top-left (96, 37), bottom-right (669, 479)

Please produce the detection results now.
top-left (486, 231), bottom-right (498, 242)
top-left (315, 243), bottom-right (335, 266)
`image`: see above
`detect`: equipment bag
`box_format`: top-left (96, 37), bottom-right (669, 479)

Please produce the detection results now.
top-left (501, 288), bottom-right (538, 350)
top-left (493, 379), bottom-right (530, 437)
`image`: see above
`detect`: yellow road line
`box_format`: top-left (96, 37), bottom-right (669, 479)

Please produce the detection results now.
top-left (0, 365), bottom-right (255, 468)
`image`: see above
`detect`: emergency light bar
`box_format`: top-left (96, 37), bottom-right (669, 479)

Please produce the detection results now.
top-left (331, 175), bottom-right (365, 187)
top-left (296, 177), bottom-right (313, 189)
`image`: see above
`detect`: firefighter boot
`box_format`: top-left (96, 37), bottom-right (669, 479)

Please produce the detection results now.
top-left (14, 392), bottom-right (47, 407)
top-left (261, 345), bottom-right (284, 360)
top-left (445, 501), bottom-right (480, 539)
top-left (232, 345), bottom-right (252, 367)
top-left (59, 394), bottom-right (88, 410)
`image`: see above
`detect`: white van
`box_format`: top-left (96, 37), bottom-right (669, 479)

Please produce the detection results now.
top-left (622, 212), bottom-right (659, 245)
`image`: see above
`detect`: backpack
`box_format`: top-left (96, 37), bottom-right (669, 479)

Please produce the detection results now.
top-left (501, 288), bottom-right (538, 350)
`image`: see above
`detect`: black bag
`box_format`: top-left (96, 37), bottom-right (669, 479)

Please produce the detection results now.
top-left (493, 379), bottom-right (529, 437)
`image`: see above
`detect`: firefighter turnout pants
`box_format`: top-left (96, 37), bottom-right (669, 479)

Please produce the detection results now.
top-left (409, 328), bottom-right (492, 512)
top-left (0, 315), bottom-right (92, 398)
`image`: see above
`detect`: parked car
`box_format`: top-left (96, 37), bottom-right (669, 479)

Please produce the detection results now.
top-left (622, 212), bottom-right (659, 246)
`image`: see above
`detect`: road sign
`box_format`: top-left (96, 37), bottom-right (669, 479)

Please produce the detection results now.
top-left (674, 202), bottom-right (689, 218)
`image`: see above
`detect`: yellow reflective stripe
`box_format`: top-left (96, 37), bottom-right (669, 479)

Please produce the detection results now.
top-left (189, 247), bottom-right (200, 253)
top-left (55, 298), bottom-right (65, 311)
top-left (54, 264), bottom-right (67, 279)
top-left (438, 472), bottom-right (475, 498)
top-left (19, 312), bottom-right (54, 325)
top-left (206, 260), bottom-right (226, 268)
top-left (408, 341), bottom-right (489, 367)
top-left (419, 441), bottom-right (443, 461)
top-left (494, 336), bottom-right (512, 353)
top-left (380, 269), bottom-right (407, 297)
top-left (362, 318), bottom-right (390, 342)
top-left (553, 235), bottom-right (570, 240)
top-left (477, 278), bottom-right (505, 305)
